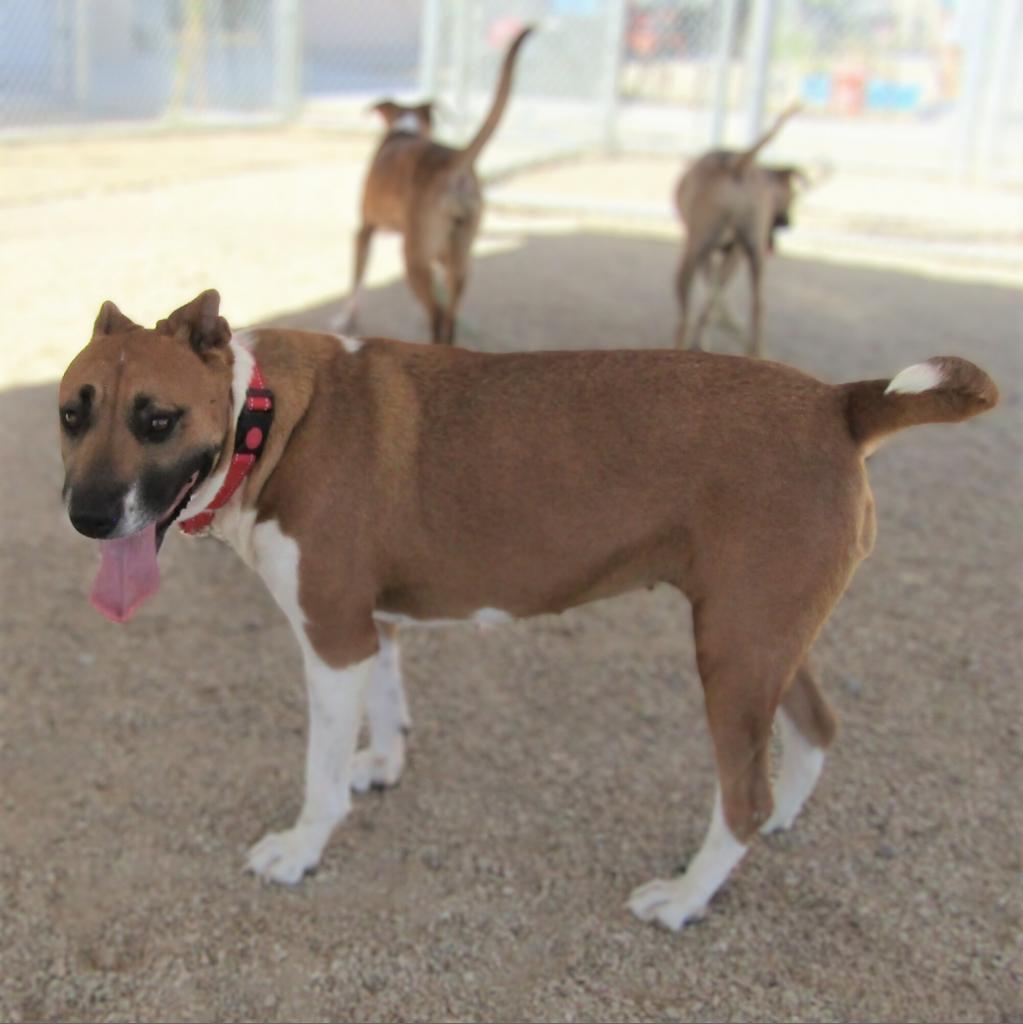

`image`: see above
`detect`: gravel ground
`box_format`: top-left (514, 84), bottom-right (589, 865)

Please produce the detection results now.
top-left (1, 133), bottom-right (1021, 1023)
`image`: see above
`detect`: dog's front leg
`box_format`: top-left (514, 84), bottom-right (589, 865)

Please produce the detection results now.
top-left (351, 620), bottom-right (410, 793)
top-left (248, 646), bottom-right (373, 884)
top-left (246, 521), bottom-right (374, 884)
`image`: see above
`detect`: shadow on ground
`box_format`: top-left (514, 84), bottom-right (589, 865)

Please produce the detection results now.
top-left (2, 231), bottom-right (1021, 1022)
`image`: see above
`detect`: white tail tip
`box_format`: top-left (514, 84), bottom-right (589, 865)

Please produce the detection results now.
top-left (885, 361), bottom-right (944, 396)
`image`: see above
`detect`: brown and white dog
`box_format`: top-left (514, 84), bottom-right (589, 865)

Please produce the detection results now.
top-left (59, 290), bottom-right (997, 930)
top-left (337, 26), bottom-right (533, 345)
top-left (674, 103), bottom-right (805, 356)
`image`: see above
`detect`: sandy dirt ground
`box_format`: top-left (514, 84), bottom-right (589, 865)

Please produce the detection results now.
top-left (1, 131), bottom-right (1021, 1022)
top-left (490, 154), bottom-right (1023, 245)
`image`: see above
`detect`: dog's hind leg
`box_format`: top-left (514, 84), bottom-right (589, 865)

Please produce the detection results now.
top-left (708, 245), bottom-right (744, 337)
top-left (439, 216), bottom-right (476, 345)
top-left (676, 222), bottom-right (728, 350)
top-left (351, 620), bottom-right (411, 793)
top-left (673, 242), bottom-right (700, 349)
top-left (738, 230), bottom-right (766, 357)
top-left (693, 245), bottom-right (740, 348)
top-left (630, 580), bottom-right (834, 929)
top-left (404, 243), bottom-right (444, 343)
top-left (629, 652), bottom-right (779, 929)
top-left (335, 223), bottom-right (375, 332)
top-left (630, 781), bottom-right (749, 931)
top-left (761, 662), bottom-right (838, 834)
top-left (440, 269), bottom-right (465, 346)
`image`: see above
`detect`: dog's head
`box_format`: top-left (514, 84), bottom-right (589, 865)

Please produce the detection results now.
top-left (764, 166), bottom-right (809, 244)
top-left (59, 290), bottom-right (236, 620)
top-left (370, 99), bottom-right (434, 137)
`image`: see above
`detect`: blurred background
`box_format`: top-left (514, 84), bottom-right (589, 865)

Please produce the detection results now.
top-left (2, 0), bottom-right (1020, 387)
top-left (3, 0), bottom-right (1020, 173)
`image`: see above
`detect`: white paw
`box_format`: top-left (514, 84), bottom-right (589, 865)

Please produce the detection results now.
top-left (760, 806), bottom-right (797, 835)
top-left (350, 735), bottom-right (406, 794)
top-left (331, 306), bottom-right (356, 334)
top-left (246, 824), bottom-right (328, 885)
top-left (628, 877), bottom-right (709, 931)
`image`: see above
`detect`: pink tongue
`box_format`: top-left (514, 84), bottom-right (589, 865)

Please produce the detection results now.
top-left (89, 524), bottom-right (161, 623)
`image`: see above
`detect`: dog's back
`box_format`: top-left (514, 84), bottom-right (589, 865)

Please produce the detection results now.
top-left (362, 134), bottom-right (474, 234)
top-left (676, 149), bottom-right (788, 227)
top-left (346, 26), bottom-right (534, 344)
top-left (361, 26), bottom-right (533, 235)
top-left (671, 103), bottom-right (801, 354)
top-left (675, 103), bottom-right (800, 224)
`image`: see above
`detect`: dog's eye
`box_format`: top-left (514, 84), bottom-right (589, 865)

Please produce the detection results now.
top-left (60, 407), bottom-right (85, 435)
top-left (131, 403), bottom-right (181, 443)
top-left (143, 412), bottom-right (179, 441)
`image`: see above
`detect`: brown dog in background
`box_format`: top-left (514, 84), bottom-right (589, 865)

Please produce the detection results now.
top-left (674, 102), bottom-right (805, 356)
top-left (337, 26), bottom-right (533, 344)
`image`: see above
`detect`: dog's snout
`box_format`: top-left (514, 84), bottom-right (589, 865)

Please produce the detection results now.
top-left (68, 485), bottom-right (125, 539)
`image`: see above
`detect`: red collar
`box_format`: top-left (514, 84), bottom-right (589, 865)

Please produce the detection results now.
top-left (178, 361), bottom-right (274, 535)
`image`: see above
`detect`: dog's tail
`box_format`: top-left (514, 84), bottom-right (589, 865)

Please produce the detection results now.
top-left (453, 25), bottom-right (534, 172)
top-left (842, 357), bottom-right (998, 449)
top-left (734, 102), bottom-right (800, 175)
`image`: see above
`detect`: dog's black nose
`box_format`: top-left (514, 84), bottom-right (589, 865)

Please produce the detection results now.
top-left (70, 508), bottom-right (120, 539)
top-left (69, 483), bottom-right (125, 539)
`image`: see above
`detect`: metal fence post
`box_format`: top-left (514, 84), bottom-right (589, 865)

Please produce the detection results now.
top-left (973, 0), bottom-right (1014, 182)
top-left (418, 0), bottom-right (442, 98)
top-left (710, 0), bottom-right (739, 147)
top-left (954, 0), bottom-right (993, 180)
top-left (274, 0), bottom-right (301, 121)
top-left (743, 0), bottom-right (779, 144)
top-left (54, 0), bottom-right (71, 101)
top-left (450, 0), bottom-right (472, 135)
top-left (73, 0), bottom-right (90, 108)
top-left (600, 0), bottom-right (627, 153)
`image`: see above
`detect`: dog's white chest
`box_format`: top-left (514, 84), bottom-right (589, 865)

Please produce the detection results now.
top-left (210, 500), bottom-right (259, 567)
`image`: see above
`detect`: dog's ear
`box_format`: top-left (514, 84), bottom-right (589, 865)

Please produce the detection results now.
top-left (156, 289), bottom-right (231, 356)
top-left (369, 99), bottom-right (400, 124)
top-left (414, 102), bottom-right (434, 129)
top-left (790, 166), bottom-right (811, 190)
top-left (771, 165), bottom-right (811, 190)
top-left (93, 300), bottom-right (139, 337)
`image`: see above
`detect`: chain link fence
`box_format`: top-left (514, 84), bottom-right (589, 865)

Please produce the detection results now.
top-left (1, 0), bottom-right (1019, 182)
top-left (421, 1), bottom-right (618, 160)
top-left (608, 0), bottom-right (1021, 183)
top-left (298, 0), bottom-right (615, 169)
top-left (0, 0), bottom-right (298, 132)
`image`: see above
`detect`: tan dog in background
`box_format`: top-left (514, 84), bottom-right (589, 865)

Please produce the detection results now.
top-left (337, 26), bottom-right (533, 344)
top-left (59, 290), bottom-right (998, 930)
top-left (674, 103), bottom-right (805, 356)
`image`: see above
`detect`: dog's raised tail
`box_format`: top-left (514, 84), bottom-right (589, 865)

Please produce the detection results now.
top-left (842, 356), bottom-right (998, 449)
top-left (735, 102), bottom-right (800, 174)
top-left (455, 25), bottom-right (534, 171)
